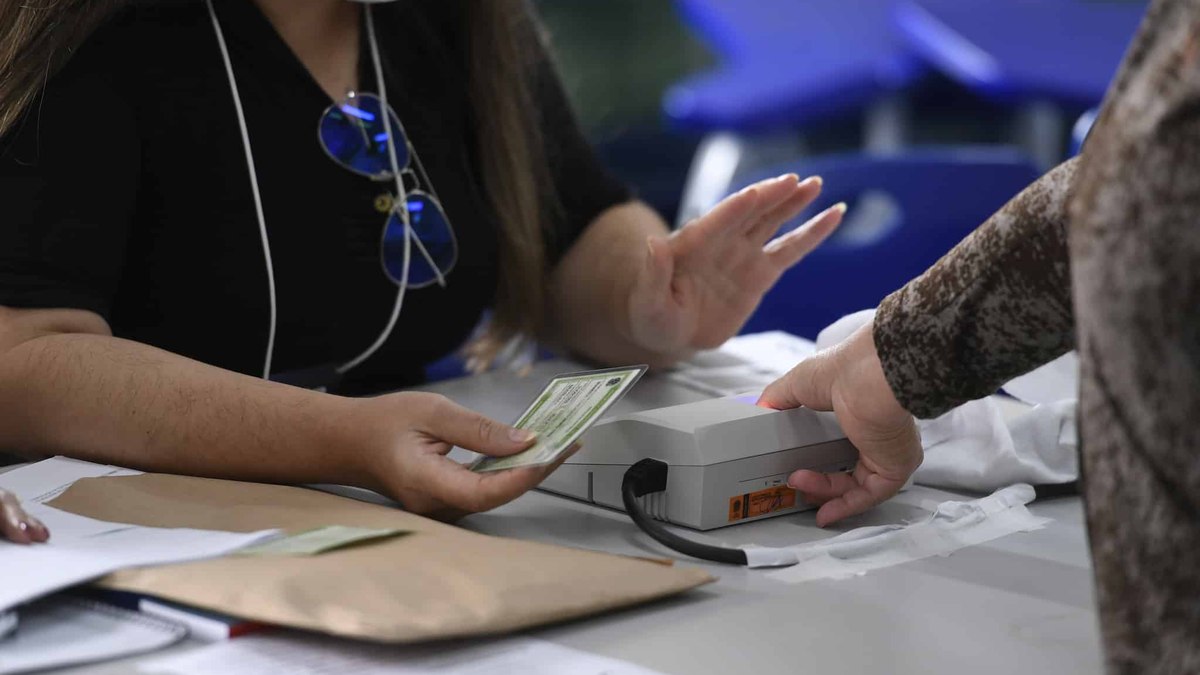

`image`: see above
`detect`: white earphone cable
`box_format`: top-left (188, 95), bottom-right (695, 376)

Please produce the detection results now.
top-left (210, 1), bottom-right (431, 379)
top-left (361, 1), bottom-right (446, 292)
top-left (206, 0), bottom-right (278, 380)
top-left (336, 4), bottom-right (411, 373)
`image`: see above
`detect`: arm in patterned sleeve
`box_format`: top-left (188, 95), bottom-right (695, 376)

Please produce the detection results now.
top-left (871, 158), bottom-right (1079, 419)
top-left (1062, 0), bottom-right (1200, 669)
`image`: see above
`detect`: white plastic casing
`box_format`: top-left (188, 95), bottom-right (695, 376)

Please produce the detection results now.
top-left (539, 398), bottom-right (859, 530)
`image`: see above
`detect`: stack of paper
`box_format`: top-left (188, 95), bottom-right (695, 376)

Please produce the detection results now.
top-left (0, 597), bottom-right (187, 674)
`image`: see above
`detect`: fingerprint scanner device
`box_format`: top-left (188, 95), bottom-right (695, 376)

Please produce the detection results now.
top-left (539, 396), bottom-right (859, 531)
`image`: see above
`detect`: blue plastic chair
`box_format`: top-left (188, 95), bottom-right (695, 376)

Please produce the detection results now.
top-left (893, 0), bottom-right (1147, 107)
top-left (665, 0), bottom-right (925, 131)
top-left (424, 353), bottom-right (469, 383)
top-left (738, 148), bottom-right (1041, 339)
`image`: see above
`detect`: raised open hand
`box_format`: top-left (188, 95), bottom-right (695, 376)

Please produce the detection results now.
top-left (628, 174), bottom-right (844, 355)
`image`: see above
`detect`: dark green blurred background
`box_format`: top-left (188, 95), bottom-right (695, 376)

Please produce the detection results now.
top-left (533, 0), bottom-right (713, 221)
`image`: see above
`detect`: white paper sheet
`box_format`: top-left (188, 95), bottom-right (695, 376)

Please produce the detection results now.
top-left (0, 458), bottom-right (278, 612)
top-left (139, 632), bottom-right (664, 675)
top-left (719, 330), bottom-right (818, 371)
top-left (0, 456), bottom-right (142, 505)
top-left (742, 485), bottom-right (1052, 582)
top-left (666, 331), bottom-right (816, 396)
top-left (1002, 351), bottom-right (1080, 406)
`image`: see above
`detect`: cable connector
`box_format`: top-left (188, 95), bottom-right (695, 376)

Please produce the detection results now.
top-left (624, 459), bottom-right (669, 498)
top-left (622, 460), bottom-right (748, 566)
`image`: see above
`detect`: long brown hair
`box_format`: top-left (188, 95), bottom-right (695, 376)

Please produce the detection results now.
top-left (464, 0), bottom-right (558, 370)
top-left (0, 0), bottom-right (127, 136)
top-left (0, 0), bottom-right (555, 371)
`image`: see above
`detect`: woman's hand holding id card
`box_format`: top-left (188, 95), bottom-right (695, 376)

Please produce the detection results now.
top-left (472, 366), bottom-right (647, 473)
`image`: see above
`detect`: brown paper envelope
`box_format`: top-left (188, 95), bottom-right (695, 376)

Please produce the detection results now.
top-left (49, 474), bottom-right (714, 643)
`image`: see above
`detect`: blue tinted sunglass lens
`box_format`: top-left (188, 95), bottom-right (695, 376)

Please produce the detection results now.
top-left (381, 193), bottom-right (457, 287)
top-left (319, 94), bottom-right (409, 178)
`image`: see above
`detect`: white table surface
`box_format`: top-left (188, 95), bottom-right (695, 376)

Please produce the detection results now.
top-left (47, 360), bottom-right (1102, 674)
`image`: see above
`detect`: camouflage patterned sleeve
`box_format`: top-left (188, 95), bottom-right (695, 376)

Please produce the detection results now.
top-left (871, 158), bottom-right (1078, 419)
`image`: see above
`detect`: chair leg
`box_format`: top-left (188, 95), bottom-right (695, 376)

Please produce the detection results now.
top-left (1015, 99), bottom-right (1066, 171)
top-left (864, 93), bottom-right (912, 154)
top-left (676, 132), bottom-right (746, 228)
top-left (676, 131), bottom-right (812, 228)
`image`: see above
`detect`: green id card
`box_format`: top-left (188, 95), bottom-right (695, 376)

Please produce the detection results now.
top-left (235, 526), bottom-right (408, 557)
top-left (471, 365), bottom-right (647, 473)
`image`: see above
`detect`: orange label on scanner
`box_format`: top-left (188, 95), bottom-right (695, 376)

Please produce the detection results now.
top-left (728, 485), bottom-right (798, 522)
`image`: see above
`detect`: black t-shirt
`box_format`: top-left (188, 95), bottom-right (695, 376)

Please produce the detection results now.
top-left (0, 0), bottom-right (629, 394)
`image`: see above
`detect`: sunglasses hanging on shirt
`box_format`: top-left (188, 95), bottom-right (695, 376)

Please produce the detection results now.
top-left (318, 92), bottom-right (458, 288)
top-left (206, 0), bottom-right (454, 378)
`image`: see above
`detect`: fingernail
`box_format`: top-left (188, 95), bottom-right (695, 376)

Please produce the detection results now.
top-left (831, 202), bottom-right (848, 214)
top-left (509, 428), bottom-right (536, 443)
top-left (777, 172), bottom-right (799, 183)
top-left (801, 175), bottom-right (822, 188)
top-left (787, 476), bottom-right (800, 489)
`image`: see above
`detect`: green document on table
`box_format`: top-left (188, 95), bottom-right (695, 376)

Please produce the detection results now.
top-left (235, 526), bottom-right (408, 557)
top-left (472, 366), bottom-right (647, 473)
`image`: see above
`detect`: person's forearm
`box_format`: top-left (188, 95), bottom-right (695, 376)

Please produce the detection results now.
top-left (549, 201), bottom-right (680, 367)
top-left (873, 158), bottom-right (1079, 419)
top-left (0, 331), bottom-right (370, 487)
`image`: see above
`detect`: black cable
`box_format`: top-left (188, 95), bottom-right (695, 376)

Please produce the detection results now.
top-left (621, 459), bottom-right (748, 566)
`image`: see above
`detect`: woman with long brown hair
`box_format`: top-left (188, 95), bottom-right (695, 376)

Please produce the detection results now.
top-left (0, 0), bottom-right (843, 530)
